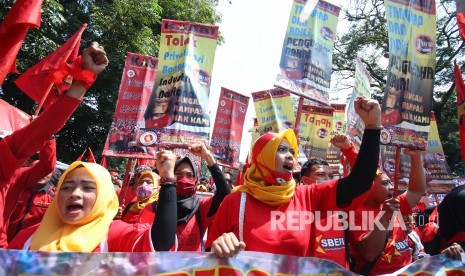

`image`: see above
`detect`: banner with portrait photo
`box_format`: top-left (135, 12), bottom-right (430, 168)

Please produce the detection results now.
top-left (298, 105), bottom-right (334, 160)
top-left (211, 87), bottom-right (249, 169)
top-left (275, 0), bottom-right (341, 105)
top-left (252, 88), bottom-right (296, 135)
top-left (380, 0), bottom-right (436, 150)
top-left (102, 52), bottom-right (158, 158)
top-left (139, 19), bottom-right (219, 149)
top-left (326, 103), bottom-right (346, 165)
top-left (346, 56), bottom-right (372, 150)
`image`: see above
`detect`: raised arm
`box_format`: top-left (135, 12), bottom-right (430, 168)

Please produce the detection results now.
top-left (403, 149), bottom-right (426, 208)
top-left (3, 42), bottom-right (108, 162)
top-left (336, 97), bottom-right (381, 206)
top-left (151, 150), bottom-right (177, 251)
top-left (188, 143), bottom-right (231, 217)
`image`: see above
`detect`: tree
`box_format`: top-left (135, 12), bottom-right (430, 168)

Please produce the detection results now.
top-left (0, 0), bottom-right (224, 167)
top-left (332, 0), bottom-right (465, 176)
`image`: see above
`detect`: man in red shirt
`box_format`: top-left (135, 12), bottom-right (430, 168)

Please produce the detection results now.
top-left (0, 42), bottom-right (108, 247)
top-left (332, 134), bottom-right (426, 275)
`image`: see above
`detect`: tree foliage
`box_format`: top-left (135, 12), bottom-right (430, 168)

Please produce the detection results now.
top-left (332, 0), bottom-right (465, 176)
top-left (0, 0), bottom-right (223, 169)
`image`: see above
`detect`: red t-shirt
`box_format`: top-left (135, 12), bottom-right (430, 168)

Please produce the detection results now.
top-left (206, 180), bottom-right (343, 256)
top-left (349, 194), bottom-right (412, 275)
top-left (139, 196), bottom-right (214, 251)
top-left (8, 220), bottom-right (157, 252)
top-left (0, 95), bottom-right (80, 248)
top-left (307, 178), bottom-right (372, 268)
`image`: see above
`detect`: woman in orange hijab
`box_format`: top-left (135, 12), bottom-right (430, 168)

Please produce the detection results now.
top-left (8, 149), bottom-right (178, 252)
top-left (121, 171), bottom-right (160, 223)
top-left (206, 97), bottom-right (383, 257)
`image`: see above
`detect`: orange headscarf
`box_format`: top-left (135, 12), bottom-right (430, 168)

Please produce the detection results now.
top-left (234, 129), bottom-right (298, 206)
top-left (129, 171), bottom-right (159, 213)
top-left (30, 161), bottom-right (118, 252)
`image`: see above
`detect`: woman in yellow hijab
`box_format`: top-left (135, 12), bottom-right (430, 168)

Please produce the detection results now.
top-left (8, 149), bottom-right (179, 252)
top-left (206, 97), bottom-right (383, 258)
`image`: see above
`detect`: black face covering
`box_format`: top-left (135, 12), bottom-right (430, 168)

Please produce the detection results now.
top-left (177, 196), bottom-right (200, 225)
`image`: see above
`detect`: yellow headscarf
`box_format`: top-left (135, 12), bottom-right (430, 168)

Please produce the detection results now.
top-left (235, 129), bottom-right (298, 206)
top-left (129, 171), bottom-right (159, 213)
top-left (30, 161), bottom-right (118, 252)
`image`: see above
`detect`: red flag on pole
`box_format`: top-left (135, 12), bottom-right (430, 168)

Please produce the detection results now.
top-left (15, 24), bottom-right (88, 109)
top-left (457, 0), bottom-right (465, 41)
top-left (455, 60), bottom-right (465, 161)
top-left (76, 148), bottom-right (87, 161)
top-left (87, 147), bottom-right (96, 163)
top-left (100, 156), bottom-right (107, 168)
top-left (0, 0), bottom-right (44, 85)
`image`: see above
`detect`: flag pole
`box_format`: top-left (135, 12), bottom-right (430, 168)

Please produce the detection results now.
top-left (119, 158), bottom-right (134, 207)
top-left (33, 82), bottom-right (54, 116)
top-left (393, 146), bottom-right (402, 198)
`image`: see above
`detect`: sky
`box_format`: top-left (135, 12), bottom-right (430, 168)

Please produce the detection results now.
top-left (209, 0), bottom-right (347, 163)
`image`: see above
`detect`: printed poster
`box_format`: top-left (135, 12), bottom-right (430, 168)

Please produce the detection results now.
top-left (298, 105), bottom-right (334, 160)
top-left (380, 0), bottom-right (436, 150)
top-left (252, 88), bottom-right (296, 135)
top-left (102, 52), bottom-right (158, 158)
top-left (346, 56), bottom-right (372, 150)
top-left (139, 19), bottom-right (219, 148)
top-left (275, 0), bottom-right (341, 105)
top-left (211, 87), bottom-right (249, 168)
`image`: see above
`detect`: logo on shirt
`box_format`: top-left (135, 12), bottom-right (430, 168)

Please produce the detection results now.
top-left (316, 235), bottom-right (345, 254)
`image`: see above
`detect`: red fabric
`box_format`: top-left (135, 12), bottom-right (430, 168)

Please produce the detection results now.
top-left (76, 148), bottom-right (87, 161)
top-left (455, 60), bottom-right (465, 161)
top-left (308, 178), bottom-right (373, 268)
top-left (206, 180), bottom-right (345, 256)
top-left (0, 94), bottom-right (81, 249)
top-left (138, 159), bottom-right (156, 167)
top-left (137, 196), bottom-right (214, 252)
top-left (2, 139), bottom-right (56, 246)
top-left (100, 156), bottom-right (107, 168)
top-left (0, 99), bottom-right (30, 138)
top-left (0, 0), bottom-right (43, 85)
top-left (87, 147), bottom-right (96, 163)
top-left (457, 0), bottom-right (465, 41)
top-left (349, 195), bottom-right (413, 275)
top-left (8, 220), bottom-right (158, 252)
top-left (15, 24), bottom-right (87, 109)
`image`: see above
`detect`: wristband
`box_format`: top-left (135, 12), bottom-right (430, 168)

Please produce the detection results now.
top-left (160, 176), bottom-right (177, 184)
top-left (365, 125), bottom-right (383, 130)
top-left (47, 56), bottom-right (96, 91)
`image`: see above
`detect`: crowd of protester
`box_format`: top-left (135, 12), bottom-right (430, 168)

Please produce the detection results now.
top-left (0, 42), bottom-right (464, 275)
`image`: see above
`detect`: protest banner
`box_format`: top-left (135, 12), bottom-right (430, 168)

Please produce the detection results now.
top-left (252, 88), bottom-right (296, 135)
top-left (326, 103), bottom-right (346, 166)
top-left (211, 87), bottom-right (249, 168)
top-left (275, 0), bottom-right (340, 105)
top-left (380, 0), bottom-right (436, 150)
top-left (298, 105), bottom-right (334, 160)
top-left (0, 250), bottom-right (463, 275)
top-left (102, 52), bottom-right (158, 158)
top-left (139, 19), bottom-right (219, 148)
top-left (346, 56), bottom-right (372, 150)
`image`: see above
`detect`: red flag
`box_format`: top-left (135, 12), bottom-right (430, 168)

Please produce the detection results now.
top-left (457, 0), bottom-right (465, 41)
top-left (0, 99), bottom-right (30, 138)
top-left (87, 147), bottom-right (96, 163)
top-left (15, 24), bottom-right (87, 109)
top-left (76, 148), bottom-right (87, 161)
top-left (0, 0), bottom-right (43, 85)
top-left (455, 60), bottom-right (465, 161)
top-left (138, 159), bottom-right (155, 167)
top-left (100, 156), bottom-right (107, 168)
